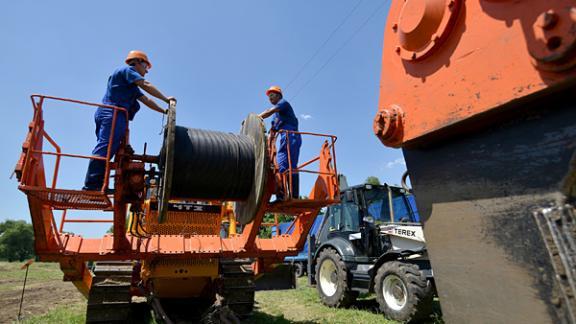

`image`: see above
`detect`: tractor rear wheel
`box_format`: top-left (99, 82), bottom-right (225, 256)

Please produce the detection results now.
top-left (374, 261), bottom-right (433, 322)
top-left (315, 248), bottom-right (358, 307)
top-left (294, 262), bottom-right (305, 278)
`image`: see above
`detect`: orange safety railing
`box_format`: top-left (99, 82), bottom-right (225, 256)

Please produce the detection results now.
top-left (21, 95), bottom-right (129, 191)
top-left (270, 129), bottom-right (338, 201)
top-left (17, 95), bottom-right (129, 231)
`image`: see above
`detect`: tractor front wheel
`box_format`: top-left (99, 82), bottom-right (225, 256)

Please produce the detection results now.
top-left (315, 248), bottom-right (358, 307)
top-left (374, 261), bottom-right (433, 322)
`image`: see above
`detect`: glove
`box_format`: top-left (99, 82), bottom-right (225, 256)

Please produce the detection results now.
top-left (166, 97), bottom-right (177, 104)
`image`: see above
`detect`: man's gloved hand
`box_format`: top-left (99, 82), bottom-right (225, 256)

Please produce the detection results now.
top-left (166, 96), bottom-right (177, 104)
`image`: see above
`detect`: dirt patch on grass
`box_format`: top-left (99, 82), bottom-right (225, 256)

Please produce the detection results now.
top-left (0, 262), bottom-right (84, 323)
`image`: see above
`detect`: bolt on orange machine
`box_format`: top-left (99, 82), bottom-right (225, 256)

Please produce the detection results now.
top-left (15, 95), bottom-right (339, 322)
top-left (375, 1), bottom-right (576, 323)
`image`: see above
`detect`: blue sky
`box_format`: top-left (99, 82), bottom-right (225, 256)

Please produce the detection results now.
top-left (0, 0), bottom-right (404, 236)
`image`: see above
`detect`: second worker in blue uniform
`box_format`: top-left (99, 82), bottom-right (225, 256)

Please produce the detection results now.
top-left (260, 86), bottom-right (302, 200)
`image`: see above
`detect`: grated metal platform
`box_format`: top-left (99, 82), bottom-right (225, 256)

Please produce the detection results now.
top-left (19, 185), bottom-right (112, 210)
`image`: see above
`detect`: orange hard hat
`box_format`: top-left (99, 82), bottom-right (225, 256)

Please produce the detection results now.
top-left (265, 86), bottom-right (282, 96)
top-left (125, 50), bottom-right (152, 69)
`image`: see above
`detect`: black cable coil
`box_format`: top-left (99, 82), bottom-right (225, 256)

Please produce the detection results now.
top-left (162, 126), bottom-right (255, 200)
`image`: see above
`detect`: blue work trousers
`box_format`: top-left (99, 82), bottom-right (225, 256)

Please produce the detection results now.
top-left (277, 132), bottom-right (302, 198)
top-left (83, 108), bottom-right (127, 190)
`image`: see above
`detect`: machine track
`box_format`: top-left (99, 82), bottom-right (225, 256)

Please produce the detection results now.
top-left (217, 259), bottom-right (256, 317)
top-left (86, 261), bottom-right (135, 323)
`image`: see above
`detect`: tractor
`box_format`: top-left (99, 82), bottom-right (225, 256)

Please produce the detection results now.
top-left (308, 181), bottom-right (435, 322)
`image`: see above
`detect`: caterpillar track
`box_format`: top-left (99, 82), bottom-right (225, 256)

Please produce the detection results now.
top-left (217, 259), bottom-right (256, 317)
top-left (86, 261), bottom-right (135, 323)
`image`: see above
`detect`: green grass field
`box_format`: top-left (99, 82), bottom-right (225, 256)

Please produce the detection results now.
top-left (0, 261), bottom-right (441, 323)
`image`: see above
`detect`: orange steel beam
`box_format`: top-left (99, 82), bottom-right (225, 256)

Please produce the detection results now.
top-left (239, 173), bottom-right (274, 250)
top-left (58, 210), bottom-right (67, 233)
top-left (39, 130), bottom-right (61, 189)
top-left (21, 106), bottom-right (59, 253)
top-left (59, 257), bottom-right (92, 298)
top-left (39, 233), bottom-right (315, 259)
top-left (375, 0), bottom-right (576, 148)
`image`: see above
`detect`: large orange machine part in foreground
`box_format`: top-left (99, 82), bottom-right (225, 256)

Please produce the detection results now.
top-left (376, 1), bottom-right (576, 323)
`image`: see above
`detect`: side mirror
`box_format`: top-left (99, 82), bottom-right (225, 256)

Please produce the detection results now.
top-left (363, 216), bottom-right (375, 224)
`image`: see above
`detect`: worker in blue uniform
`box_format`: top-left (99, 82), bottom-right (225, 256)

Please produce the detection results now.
top-left (83, 50), bottom-right (175, 191)
top-left (259, 86), bottom-right (301, 199)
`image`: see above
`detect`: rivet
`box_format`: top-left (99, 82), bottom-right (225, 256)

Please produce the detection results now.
top-left (411, 52), bottom-right (418, 60)
top-left (448, 0), bottom-right (455, 9)
top-left (538, 10), bottom-right (558, 30)
top-left (395, 46), bottom-right (401, 55)
top-left (392, 23), bottom-right (398, 32)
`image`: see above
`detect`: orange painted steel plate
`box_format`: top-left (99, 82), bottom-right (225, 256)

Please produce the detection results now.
top-left (377, 0), bottom-right (576, 147)
top-left (51, 234), bottom-right (303, 259)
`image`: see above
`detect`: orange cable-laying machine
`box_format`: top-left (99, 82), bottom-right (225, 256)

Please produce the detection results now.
top-left (15, 95), bottom-right (339, 322)
top-left (376, 1), bottom-right (576, 323)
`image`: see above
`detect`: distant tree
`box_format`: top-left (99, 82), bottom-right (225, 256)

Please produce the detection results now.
top-left (0, 220), bottom-right (35, 262)
top-left (365, 176), bottom-right (381, 185)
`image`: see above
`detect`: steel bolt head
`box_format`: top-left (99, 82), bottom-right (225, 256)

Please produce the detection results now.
top-left (537, 10), bottom-right (558, 30)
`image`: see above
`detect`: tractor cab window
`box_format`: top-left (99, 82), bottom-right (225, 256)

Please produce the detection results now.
top-left (326, 201), bottom-right (360, 232)
top-left (364, 188), bottom-right (391, 224)
top-left (390, 190), bottom-right (419, 223)
top-left (341, 201), bottom-right (360, 231)
top-left (363, 187), bottom-right (419, 224)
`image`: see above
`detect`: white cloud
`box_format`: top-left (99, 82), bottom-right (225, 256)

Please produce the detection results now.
top-left (300, 114), bottom-right (312, 120)
top-left (386, 158), bottom-right (406, 169)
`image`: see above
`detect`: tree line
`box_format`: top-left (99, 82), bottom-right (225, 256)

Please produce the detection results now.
top-left (0, 220), bottom-right (35, 261)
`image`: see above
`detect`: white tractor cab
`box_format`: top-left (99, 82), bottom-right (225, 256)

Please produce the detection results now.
top-left (308, 182), bottom-right (436, 322)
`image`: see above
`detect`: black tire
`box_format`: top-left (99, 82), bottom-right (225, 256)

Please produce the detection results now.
top-left (374, 261), bottom-right (434, 323)
top-left (314, 248), bottom-right (358, 307)
top-left (294, 262), bottom-right (305, 278)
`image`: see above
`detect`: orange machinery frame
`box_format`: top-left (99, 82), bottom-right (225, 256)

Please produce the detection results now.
top-left (374, 0), bottom-right (576, 147)
top-left (15, 94), bottom-right (339, 288)
top-left (374, 1), bottom-right (576, 322)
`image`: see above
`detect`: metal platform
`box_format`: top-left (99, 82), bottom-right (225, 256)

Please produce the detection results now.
top-left (19, 185), bottom-right (112, 210)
